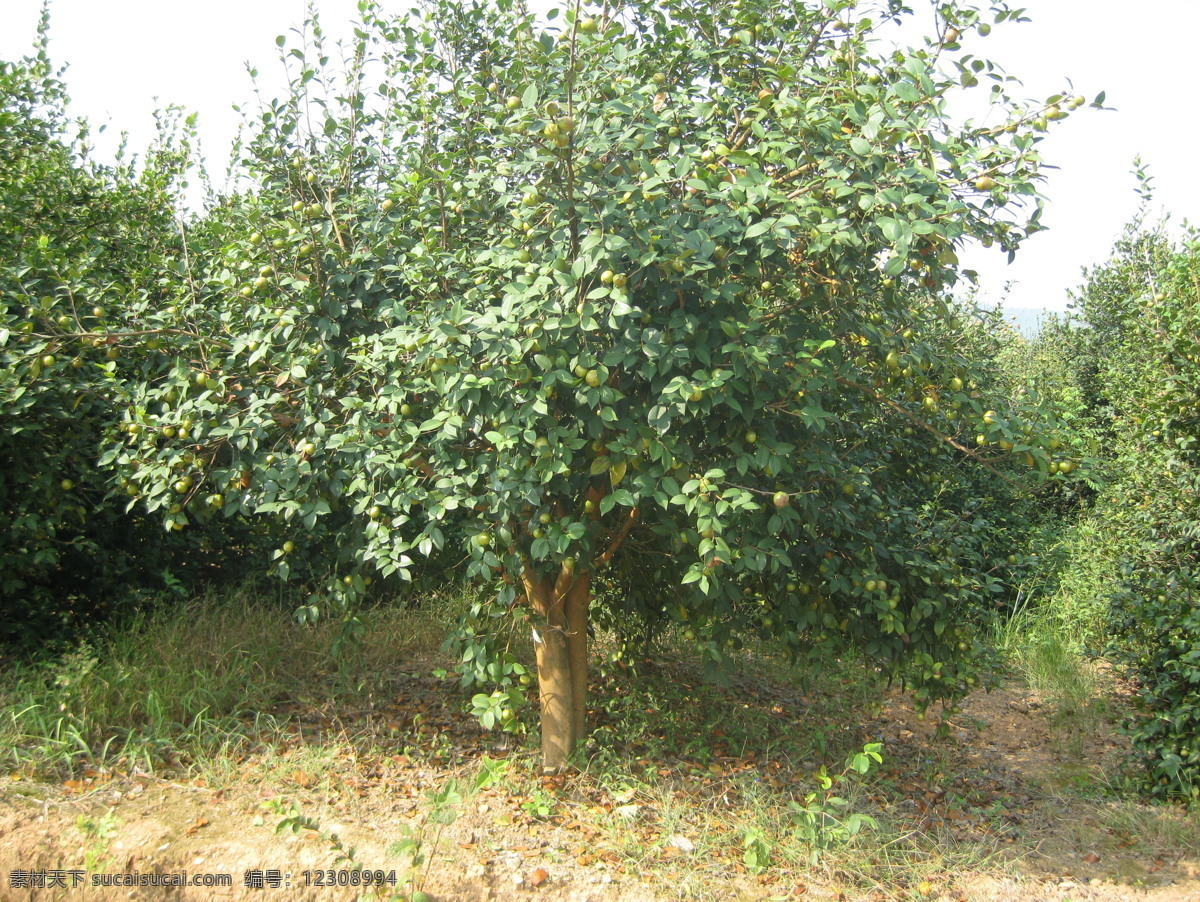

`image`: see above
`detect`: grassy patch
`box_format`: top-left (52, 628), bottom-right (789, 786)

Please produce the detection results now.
top-left (991, 594), bottom-right (1103, 720)
top-left (0, 584), bottom-right (471, 779)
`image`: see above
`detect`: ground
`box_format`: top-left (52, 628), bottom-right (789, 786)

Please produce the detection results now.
top-left (3, 653), bottom-right (1199, 902)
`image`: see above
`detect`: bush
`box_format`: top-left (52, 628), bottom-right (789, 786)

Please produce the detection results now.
top-left (1039, 210), bottom-right (1200, 798)
top-left (0, 32), bottom-right (261, 649)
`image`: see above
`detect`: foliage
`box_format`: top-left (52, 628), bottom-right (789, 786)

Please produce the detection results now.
top-left (788, 742), bottom-right (883, 864)
top-left (1, 589), bottom-right (339, 777)
top-left (1034, 209), bottom-right (1200, 798)
top-left (0, 24), bottom-right (259, 649)
top-left (0, 0), bottom-right (1095, 770)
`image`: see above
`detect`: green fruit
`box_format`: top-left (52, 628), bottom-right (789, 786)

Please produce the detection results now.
top-left (475, 533), bottom-right (492, 547)
top-left (772, 491), bottom-right (790, 508)
top-left (578, 16), bottom-right (599, 34)
top-left (282, 541), bottom-right (296, 554)
top-left (585, 370), bottom-right (603, 388)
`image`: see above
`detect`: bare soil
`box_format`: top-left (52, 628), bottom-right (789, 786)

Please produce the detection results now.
top-left (2, 663), bottom-right (1199, 902)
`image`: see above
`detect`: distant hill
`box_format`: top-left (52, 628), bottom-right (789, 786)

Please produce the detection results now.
top-left (978, 306), bottom-right (1076, 337)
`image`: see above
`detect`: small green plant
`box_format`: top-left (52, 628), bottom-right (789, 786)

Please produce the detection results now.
top-left (741, 827), bottom-right (772, 875)
top-left (388, 778), bottom-right (464, 899)
top-left (474, 754), bottom-right (511, 790)
top-left (271, 800), bottom-right (361, 869)
top-left (519, 785), bottom-right (557, 821)
top-left (76, 809), bottom-right (120, 873)
top-left (789, 743), bottom-right (883, 864)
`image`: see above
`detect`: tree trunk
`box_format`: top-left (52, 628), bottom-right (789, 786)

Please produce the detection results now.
top-left (524, 565), bottom-right (591, 774)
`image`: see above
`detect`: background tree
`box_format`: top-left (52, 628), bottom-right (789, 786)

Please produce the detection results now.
top-left (1030, 199), bottom-right (1200, 797)
top-left (0, 22), bottom-right (238, 648)
top-left (105, 0), bottom-right (1086, 771)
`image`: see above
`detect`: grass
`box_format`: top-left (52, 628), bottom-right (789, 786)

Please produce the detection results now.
top-left (0, 582), bottom-right (470, 779)
top-left (990, 591), bottom-right (1102, 717)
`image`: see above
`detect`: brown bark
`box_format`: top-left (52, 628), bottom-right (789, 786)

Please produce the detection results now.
top-left (564, 573), bottom-right (590, 747)
top-left (524, 565), bottom-right (591, 774)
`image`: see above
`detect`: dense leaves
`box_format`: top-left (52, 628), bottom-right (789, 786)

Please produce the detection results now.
top-left (0, 29), bottom-right (237, 647)
top-left (1047, 215), bottom-right (1200, 798)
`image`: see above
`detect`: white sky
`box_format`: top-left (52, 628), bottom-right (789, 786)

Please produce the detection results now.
top-left (2, 0), bottom-right (1198, 314)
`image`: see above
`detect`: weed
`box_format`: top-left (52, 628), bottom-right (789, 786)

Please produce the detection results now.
top-left (991, 592), bottom-right (1100, 722)
top-left (0, 584), bottom-right (467, 781)
top-left (387, 777), bottom-right (465, 898)
top-left (271, 799), bottom-right (361, 869)
top-left (76, 809), bottom-right (120, 872)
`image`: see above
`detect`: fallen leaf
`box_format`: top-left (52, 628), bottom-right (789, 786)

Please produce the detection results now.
top-left (1082, 852), bottom-right (1101, 864)
top-left (185, 818), bottom-right (210, 836)
top-left (529, 868), bottom-right (549, 887)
